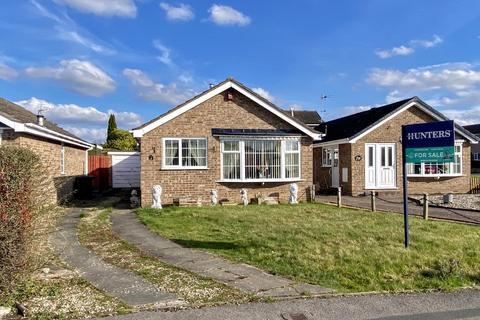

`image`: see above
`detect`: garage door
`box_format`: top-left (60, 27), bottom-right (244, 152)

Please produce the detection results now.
top-left (109, 152), bottom-right (140, 188)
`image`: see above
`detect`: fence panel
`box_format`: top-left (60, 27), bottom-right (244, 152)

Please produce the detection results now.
top-left (88, 155), bottom-right (112, 191)
top-left (470, 176), bottom-right (480, 194)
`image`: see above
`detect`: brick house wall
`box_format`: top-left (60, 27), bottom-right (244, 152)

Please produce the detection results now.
top-left (1, 129), bottom-right (87, 204)
top-left (140, 90), bottom-right (314, 206)
top-left (314, 106), bottom-right (471, 196)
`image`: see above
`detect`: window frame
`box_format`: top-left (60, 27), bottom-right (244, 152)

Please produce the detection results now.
top-left (407, 142), bottom-right (463, 177)
top-left (322, 148), bottom-right (333, 167)
top-left (474, 153), bottom-right (480, 161)
top-left (162, 137), bottom-right (208, 170)
top-left (219, 137), bottom-right (302, 182)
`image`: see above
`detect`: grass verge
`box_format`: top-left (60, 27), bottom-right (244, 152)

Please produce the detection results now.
top-left (77, 209), bottom-right (252, 307)
top-left (138, 203), bottom-right (480, 293)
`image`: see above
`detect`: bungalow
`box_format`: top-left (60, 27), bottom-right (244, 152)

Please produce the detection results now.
top-left (132, 78), bottom-right (323, 206)
top-left (313, 97), bottom-right (478, 195)
top-left (0, 98), bottom-right (92, 204)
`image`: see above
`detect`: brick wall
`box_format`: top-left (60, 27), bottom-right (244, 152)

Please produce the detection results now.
top-left (140, 90), bottom-right (314, 206)
top-left (1, 129), bottom-right (87, 204)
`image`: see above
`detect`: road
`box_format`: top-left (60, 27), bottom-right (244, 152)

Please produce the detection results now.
top-left (103, 289), bottom-right (480, 320)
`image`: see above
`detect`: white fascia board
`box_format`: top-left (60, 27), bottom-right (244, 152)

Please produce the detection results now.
top-left (313, 138), bottom-right (349, 148)
top-left (26, 123), bottom-right (92, 147)
top-left (22, 126), bottom-right (91, 149)
top-left (132, 80), bottom-right (322, 140)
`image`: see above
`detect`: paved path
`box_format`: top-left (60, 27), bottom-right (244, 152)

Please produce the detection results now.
top-left (111, 210), bottom-right (332, 298)
top-left (317, 195), bottom-right (480, 225)
top-left (100, 289), bottom-right (480, 320)
top-left (51, 209), bottom-right (181, 306)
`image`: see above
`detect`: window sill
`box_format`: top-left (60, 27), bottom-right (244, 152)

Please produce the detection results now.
top-left (217, 178), bottom-right (305, 183)
top-left (321, 165), bottom-right (332, 168)
top-left (161, 166), bottom-right (209, 170)
top-left (407, 174), bottom-right (463, 178)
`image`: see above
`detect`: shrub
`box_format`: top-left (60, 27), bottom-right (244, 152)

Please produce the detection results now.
top-left (0, 146), bottom-right (40, 299)
top-left (103, 129), bottom-right (137, 151)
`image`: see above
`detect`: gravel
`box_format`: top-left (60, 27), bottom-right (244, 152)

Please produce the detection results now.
top-left (412, 194), bottom-right (480, 210)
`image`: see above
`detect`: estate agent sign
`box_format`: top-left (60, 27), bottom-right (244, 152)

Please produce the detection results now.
top-left (402, 120), bottom-right (455, 164)
top-left (401, 120), bottom-right (455, 248)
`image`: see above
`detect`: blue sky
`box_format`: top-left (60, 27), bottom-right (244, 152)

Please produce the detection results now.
top-left (1, 0), bottom-right (480, 142)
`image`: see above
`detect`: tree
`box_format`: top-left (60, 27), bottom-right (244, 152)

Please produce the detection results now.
top-left (106, 114), bottom-right (117, 143)
top-left (104, 129), bottom-right (137, 151)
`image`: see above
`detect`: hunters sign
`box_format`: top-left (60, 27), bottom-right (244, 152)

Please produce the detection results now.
top-left (402, 120), bottom-right (455, 164)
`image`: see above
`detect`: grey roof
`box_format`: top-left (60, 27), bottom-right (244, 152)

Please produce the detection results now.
top-left (282, 110), bottom-right (322, 125)
top-left (315, 97), bottom-right (479, 143)
top-left (0, 97), bottom-right (86, 142)
top-left (134, 78), bottom-right (320, 135)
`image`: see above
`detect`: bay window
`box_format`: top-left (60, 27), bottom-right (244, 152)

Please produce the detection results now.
top-left (163, 138), bottom-right (207, 169)
top-left (407, 143), bottom-right (462, 176)
top-left (221, 138), bottom-right (301, 181)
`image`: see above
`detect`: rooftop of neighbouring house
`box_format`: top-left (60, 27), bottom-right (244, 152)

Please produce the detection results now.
top-left (0, 97), bottom-right (85, 141)
top-left (464, 124), bottom-right (480, 135)
top-left (282, 109), bottom-right (323, 126)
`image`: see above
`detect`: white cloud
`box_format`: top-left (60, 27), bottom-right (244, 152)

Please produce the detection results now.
top-left (123, 68), bottom-right (193, 105)
top-left (15, 97), bottom-right (142, 142)
top-left (367, 63), bottom-right (480, 92)
top-left (0, 63), bottom-right (18, 81)
top-left (53, 0), bottom-right (137, 18)
top-left (153, 40), bottom-right (173, 66)
top-left (411, 34), bottom-right (443, 48)
top-left (441, 106), bottom-right (480, 126)
top-left (375, 45), bottom-right (414, 59)
top-left (342, 105), bottom-right (375, 115)
top-left (56, 28), bottom-right (115, 54)
top-left (252, 87), bottom-right (275, 102)
top-left (159, 3), bottom-right (194, 21)
top-left (208, 4), bottom-right (251, 26)
top-left (31, 0), bottom-right (115, 54)
top-left (25, 59), bottom-right (116, 96)
top-left (375, 35), bottom-right (443, 59)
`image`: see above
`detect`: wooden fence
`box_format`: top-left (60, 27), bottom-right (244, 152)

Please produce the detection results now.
top-left (88, 155), bottom-right (111, 191)
top-left (470, 176), bottom-right (480, 194)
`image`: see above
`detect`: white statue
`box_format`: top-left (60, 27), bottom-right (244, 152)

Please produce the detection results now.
top-left (130, 189), bottom-right (139, 208)
top-left (152, 185), bottom-right (162, 209)
top-left (240, 188), bottom-right (248, 206)
top-left (289, 183), bottom-right (298, 204)
top-left (210, 189), bottom-right (218, 206)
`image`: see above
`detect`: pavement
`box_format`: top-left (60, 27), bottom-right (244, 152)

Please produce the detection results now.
top-left (316, 194), bottom-right (480, 225)
top-left (51, 208), bottom-right (181, 307)
top-left (110, 209), bottom-right (333, 298)
top-left (100, 289), bottom-right (480, 320)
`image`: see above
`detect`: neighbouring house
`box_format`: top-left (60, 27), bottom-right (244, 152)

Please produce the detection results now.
top-left (0, 97), bottom-right (92, 204)
top-left (132, 78), bottom-right (323, 206)
top-left (463, 124), bottom-right (480, 173)
top-left (313, 97), bottom-right (478, 196)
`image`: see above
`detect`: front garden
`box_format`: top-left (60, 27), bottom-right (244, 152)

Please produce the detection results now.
top-left (138, 203), bottom-right (480, 293)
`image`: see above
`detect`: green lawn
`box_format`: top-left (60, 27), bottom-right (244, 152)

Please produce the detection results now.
top-left (138, 203), bottom-right (480, 293)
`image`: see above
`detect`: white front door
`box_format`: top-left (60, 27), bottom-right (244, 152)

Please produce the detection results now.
top-left (331, 148), bottom-right (339, 188)
top-left (365, 143), bottom-right (396, 189)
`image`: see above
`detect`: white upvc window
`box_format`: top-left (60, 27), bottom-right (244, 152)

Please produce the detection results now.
top-left (407, 142), bottom-right (463, 177)
top-left (322, 147), bottom-right (333, 167)
top-left (474, 153), bottom-right (480, 161)
top-left (162, 138), bottom-right (207, 169)
top-left (220, 138), bottom-right (301, 182)
top-left (60, 142), bottom-right (65, 175)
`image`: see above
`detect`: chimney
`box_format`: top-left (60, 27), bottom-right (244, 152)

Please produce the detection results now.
top-left (209, 83), bottom-right (215, 89)
top-left (36, 114), bottom-right (45, 126)
top-left (290, 107), bottom-right (295, 117)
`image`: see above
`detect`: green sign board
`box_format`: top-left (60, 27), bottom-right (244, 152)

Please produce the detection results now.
top-left (405, 146), bottom-right (454, 163)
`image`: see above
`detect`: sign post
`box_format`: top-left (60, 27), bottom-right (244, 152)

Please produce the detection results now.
top-left (401, 120), bottom-right (455, 248)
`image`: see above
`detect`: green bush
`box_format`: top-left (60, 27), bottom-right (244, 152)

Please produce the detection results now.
top-left (103, 129), bottom-right (137, 151)
top-left (0, 146), bottom-right (40, 299)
